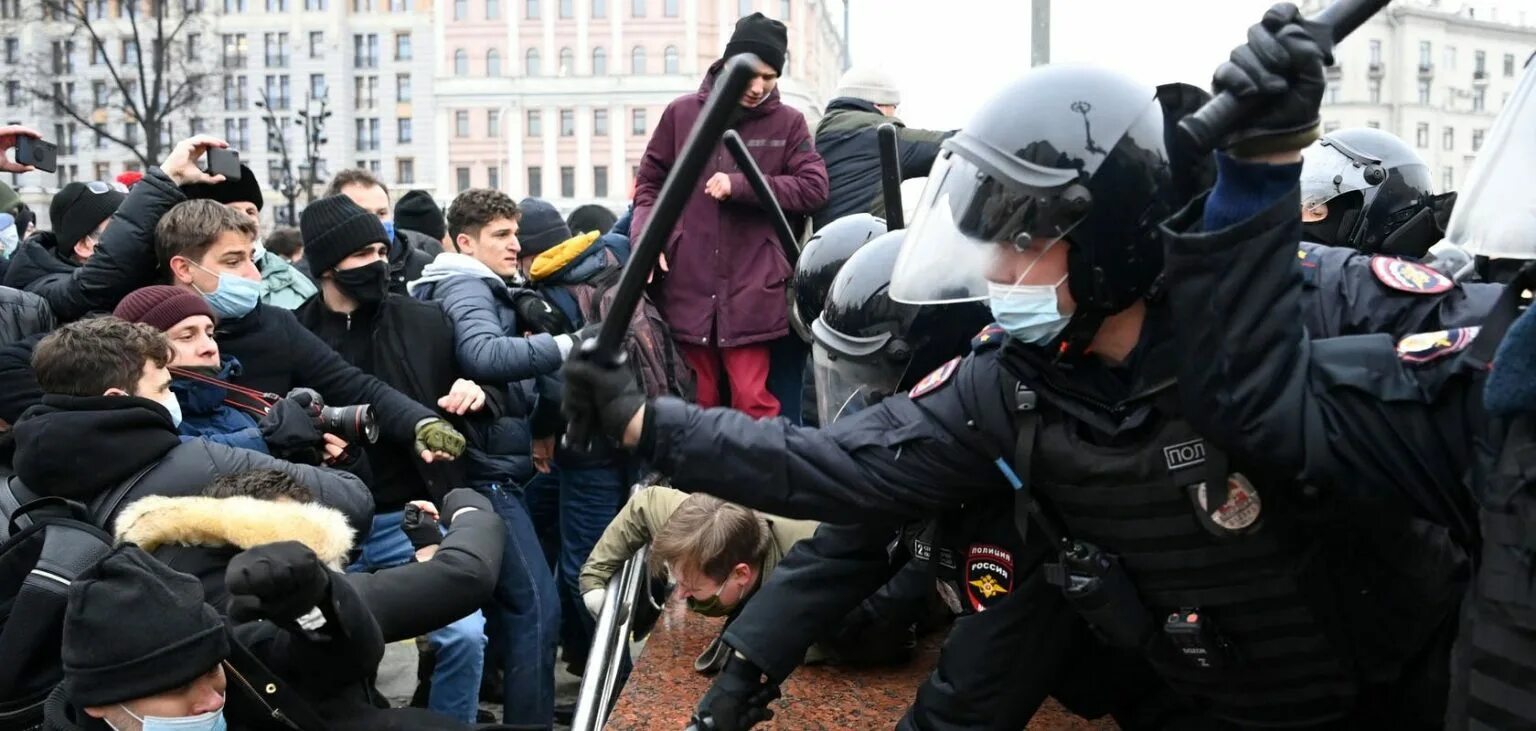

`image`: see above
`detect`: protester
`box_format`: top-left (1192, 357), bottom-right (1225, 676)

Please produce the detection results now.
top-left (2, 181), bottom-right (126, 310)
top-left (812, 67), bottom-right (953, 229)
top-left (0, 180), bottom-right (30, 282)
top-left (325, 170), bottom-right (435, 292)
top-left (395, 189), bottom-right (449, 256)
top-left (565, 204), bottom-right (618, 239)
top-left (264, 226), bottom-right (304, 264)
top-left (632, 11), bottom-right (829, 418)
top-left (183, 165), bottom-right (317, 309)
top-left (0, 285), bottom-right (53, 346)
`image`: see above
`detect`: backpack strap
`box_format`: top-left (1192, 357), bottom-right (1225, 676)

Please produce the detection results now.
top-left (87, 461), bottom-right (159, 530)
top-left (223, 634), bottom-right (330, 731)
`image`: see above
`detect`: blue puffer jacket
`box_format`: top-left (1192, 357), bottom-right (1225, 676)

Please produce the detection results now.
top-left (534, 208), bottom-right (633, 327)
top-left (172, 357), bottom-right (268, 454)
top-left (408, 254), bottom-right (570, 487)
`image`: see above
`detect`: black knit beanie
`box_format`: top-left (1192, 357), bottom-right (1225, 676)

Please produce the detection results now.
top-left (394, 190), bottom-right (446, 242)
top-left (181, 165), bottom-right (265, 211)
top-left (61, 544), bottom-right (228, 708)
top-left (723, 12), bottom-right (788, 75)
top-left (517, 197), bottom-right (572, 258)
top-left (49, 182), bottom-right (126, 254)
top-left (300, 194), bottom-right (390, 275)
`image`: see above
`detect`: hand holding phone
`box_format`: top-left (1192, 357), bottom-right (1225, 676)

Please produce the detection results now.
top-left (0, 125), bottom-right (47, 173)
top-left (203, 147), bottom-right (242, 182)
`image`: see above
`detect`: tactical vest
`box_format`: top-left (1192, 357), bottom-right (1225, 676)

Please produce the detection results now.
top-left (1469, 415), bottom-right (1536, 729)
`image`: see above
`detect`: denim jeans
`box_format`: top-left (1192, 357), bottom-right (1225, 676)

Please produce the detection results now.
top-left (347, 511), bottom-right (487, 724)
top-left (477, 482), bottom-right (560, 727)
top-left (768, 335), bottom-right (809, 426)
top-left (521, 463), bottom-right (625, 668)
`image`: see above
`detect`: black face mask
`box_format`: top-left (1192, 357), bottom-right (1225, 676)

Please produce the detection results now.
top-left (332, 260), bottom-right (389, 306)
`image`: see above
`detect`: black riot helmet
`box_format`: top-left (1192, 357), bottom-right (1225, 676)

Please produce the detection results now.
top-left (1300, 127), bottom-right (1442, 257)
top-left (890, 65), bottom-right (1176, 354)
top-left (812, 230), bottom-right (991, 424)
top-left (788, 213), bottom-right (887, 342)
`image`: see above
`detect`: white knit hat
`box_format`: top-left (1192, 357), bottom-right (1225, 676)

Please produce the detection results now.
top-left (834, 66), bottom-right (901, 106)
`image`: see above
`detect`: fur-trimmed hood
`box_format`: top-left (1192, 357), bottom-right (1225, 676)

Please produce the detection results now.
top-left (115, 495), bottom-right (356, 569)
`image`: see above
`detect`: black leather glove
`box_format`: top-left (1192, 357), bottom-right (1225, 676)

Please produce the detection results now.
top-left (561, 343), bottom-right (647, 445)
top-left (401, 503), bottom-right (443, 551)
top-left (441, 487), bottom-right (493, 526)
top-left (226, 541), bottom-right (332, 625)
top-left (1212, 2), bottom-right (1333, 156)
top-left (258, 396), bottom-right (326, 464)
top-left (691, 653), bottom-right (779, 731)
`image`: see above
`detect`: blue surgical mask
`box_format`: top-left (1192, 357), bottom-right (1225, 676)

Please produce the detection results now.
top-left (189, 261), bottom-right (262, 319)
top-left (113, 706), bottom-right (226, 731)
top-left (159, 392), bottom-right (184, 428)
top-left (0, 213), bottom-right (16, 259)
top-left (381, 219), bottom-right (396, 245)
top-left (988, 275), bottom-right (1071, 345)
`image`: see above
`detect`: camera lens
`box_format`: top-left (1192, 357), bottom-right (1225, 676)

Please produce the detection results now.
top-left (318, 404), bottom-right (379, 444)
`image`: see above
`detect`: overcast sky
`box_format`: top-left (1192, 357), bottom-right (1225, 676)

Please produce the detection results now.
top-left (845, 0), bottom-right (1286, 129)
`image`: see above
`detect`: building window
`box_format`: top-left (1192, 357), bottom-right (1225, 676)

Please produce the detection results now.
top-left (593, 0), bottom-right (605, 17)
top-left (2, 37), bottom-right (14, 65)
top-left (265, 74), bottom-right (292, 109)
top-left (223, 75), bottom-right (248, 110)
top-left (487, 49), bottom-right (501, 76)
top-left (1473, 87), bottom-right (1485, 112)
top-left (457, 166), bottom-right (471, 192)
top-left (353, 34), bottom-right (380, 68)
top-left (310, 73), bottom-right (327, 100)
top-left (92, 81), bottom-right (108, 107)
top-left (353, 75), bottom-right (379, 108)
top-left (455, 110), bottom-right (470, 137)
top-left (1443, 126), bottom-right (1454, 150)
top-left (632, 108), bottom-right (647, 135)
top-left (559, 47), bottom-right (574, 75)
top-left (454, 49), bottom-right (469, 75)
top-left (592, 47), bottom-right (607, 75)
top-left (397, 158), bottom-right (415, 184)
top-left (1446, 45), bottom-right (1458, 71)
top-left (264, 32), bottom-right (290, 68)
top-left (487, 0), bottom-right (500, 19)
top-left (1416, 123), bottom-right (1429, 148)
top-left (593, 108), bottom-right (608, 136)
top-left (397, 117), bottom-right (412, 143)
top-left (560, 108), bottom-right (574, 136)
top-left (1366, 79), bottom-right (1379, 104)
top-left (631, 46), bottom-right (646, 74)
top-left (1417, 80), bottom-right (1430, 105)
top-left (1366, 120), bottom-right (1379, 129)
top-left (488, 109), bottom-right (500, 137)
top-left (528, 109), bottom-right (542, 136)
top-left (488, 166), bottom-right (500, 190)
top-left (560, 0), bottom-right (572, 18)
top-left (737, 0), bottom-right (750, 16)
top-left (664, 45), bottom-right (679, 74)
top-left (353, 0), bottom-right (374, 10)
top-left (454, 0), bottom-right (466, 19)
top-left (354, 118), bottom-right (379, 151)
top-left (1475, 49), bottom-right (1486, 76)
top-left (561, 166), bottom-right (575, 197)
top-left (395, 33), bottom-right (411, 61)
top-left (1442, 166), bottom-right (1453, 191)
top-left (528, 166), bottom-right (542, 197)
top-left (309, 31), bottom-right (323, 59)
top-left (1369, 39), bottom-right (1381, 66)
top-left (594, 165), bottom-right (608, 197)
top-left (1419, 41), bottom-right (1431, 69)
top-left (1505, 53), bottom-right (1517, 78)
top-left (526, 48), bottom-right (541, 76)
top-left (94, 162), bottom-right (110, 181)
top-left (1473, 128), bottom-right (1484, 151)
top-left (223, 34), bottom-right (249, 69)
top-left (632, 0), bottom-right (644, 17)
top-left (186, 34), bottom-right (200, 62)
top-left (526, 0), bottom-right (538, 18)
top-left (664, 0), bottom-right (676, 16)
top-left (305, 0), bottom-right (326, 9)
top-left (1326, 83), bottom-right (1339, 104)
top-left (396, 73), bottom-right (411, 102)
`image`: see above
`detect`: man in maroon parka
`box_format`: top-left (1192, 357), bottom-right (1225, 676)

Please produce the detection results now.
top-left (632, 12), bottom-right (829, 418)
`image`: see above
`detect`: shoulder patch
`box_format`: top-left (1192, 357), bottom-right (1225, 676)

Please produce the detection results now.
top-left (1397, 327), bottom-right (1480, 364)
top-left (1371, 256), bottom-right (1453, 295)
top-left (909, 356), bottom-right (961, 399)
top-left (971, 323), bottom-right (1006, 351)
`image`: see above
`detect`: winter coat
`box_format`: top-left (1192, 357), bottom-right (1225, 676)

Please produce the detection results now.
top-left (295, 294), bottom-right (476, 510)
top-left (0, 333), bottom-right (42, 428)
top-left (256, 248), bottom-right (317, 310)
top-left (811, 97), bottom-right (953, 230)
top-left (174, 356), bottom-right (268, 454)
top-left (633, 60), bottom-right (830, 347)
top-left (391, 229), bottom-right (435, 295)
top-left (578, 485), bottom-right (818, 593)
top-left (409, 254), bottom-right (566, 486)
top-left (0, 285), bottom-right (54, 346)
top-left (1, 170), bottom-right (180, 322)
top-left (117, 491), bottom-right (503, 643)
top-left (8, 394), bottom-right (373, 535)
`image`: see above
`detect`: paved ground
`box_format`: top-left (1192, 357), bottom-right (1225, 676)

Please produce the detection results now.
top-left (376, 639), bottom-right (584, 729)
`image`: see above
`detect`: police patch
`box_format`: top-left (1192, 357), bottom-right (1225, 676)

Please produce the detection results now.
top-left (1397, 327), bottom-right (1479, 364)
top-left (1370, 256), bottom-right (1453, 294)
top-left (964, 544), bottom-right (1013, 612)
top-left (909, 356), bottom-right (961, 399)
top-left (971, 324), bottom-right (1006, 351)
top-left (1163, 439), bottom-right (1206, 473)
top-left (1190, 474), bottom-right (1263, 533)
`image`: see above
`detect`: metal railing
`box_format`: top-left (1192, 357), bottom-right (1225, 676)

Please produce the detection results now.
top-left (570, 485), bottom-right (652, 731)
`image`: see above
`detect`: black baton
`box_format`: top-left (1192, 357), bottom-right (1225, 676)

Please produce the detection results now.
top-left (722, 129), bottom-right (800, 266)
top-left (877, 123), bottom-right (904, 230)
top-left (1178, 0), bottom-right (1392, 149)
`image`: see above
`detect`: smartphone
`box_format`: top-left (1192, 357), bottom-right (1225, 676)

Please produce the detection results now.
top-left (14, 137), bottom-right (57, 173)
top-left (203, 147), bottom-right (242, 181)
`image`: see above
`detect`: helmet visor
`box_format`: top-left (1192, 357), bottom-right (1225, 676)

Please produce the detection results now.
top-left (813, 342), bottom-right (902, 425)
top-left (890, 149), bottom-right (1090, 305)
top-left (1446, 63), bottom-right (1536, 260)
top-left (1299, 137), bottom-right (1378, 213)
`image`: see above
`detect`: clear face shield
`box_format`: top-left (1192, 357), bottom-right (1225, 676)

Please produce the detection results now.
top-left (1298, 136), bottom-right (1380, 216)
top-left (812, 341), bottom-right (903, 425)
top-left (1445, 61), bottom-right (1536, 260)
top-left (890, 149), bottom-right (1091, 305)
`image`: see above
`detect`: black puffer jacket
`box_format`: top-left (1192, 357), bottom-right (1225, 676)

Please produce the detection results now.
top-left (8, 394), bottom-right (373, 535)
top-left (0, 285), bottom-right (54, 346)
top-left (1, 170), bottom-right (180, 321)
top-left (391, 229), bottom-right (434, 295)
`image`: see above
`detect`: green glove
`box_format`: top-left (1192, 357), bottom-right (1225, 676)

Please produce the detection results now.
top-left (415, 418), bottom-right (466, 459)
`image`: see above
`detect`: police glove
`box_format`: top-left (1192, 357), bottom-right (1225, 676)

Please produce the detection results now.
top-left (401, 502), bottom-right (443, 551)
top-left (414, 418), bottom-right (466, 461)
top-left (1211, 2), bottom-right (1333, 156)
top-left (691, 653), bottom-right (780, 731)
top-left (441, 487), bottom-right (493, 525)
top-left (561, 344), bottom-right (646, 445)
top-left (226, 541), bottom-right (332, 626)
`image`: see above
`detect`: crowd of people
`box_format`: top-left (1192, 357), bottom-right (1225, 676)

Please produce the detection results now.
top-left (5, 3), bottom-right (1536, 731)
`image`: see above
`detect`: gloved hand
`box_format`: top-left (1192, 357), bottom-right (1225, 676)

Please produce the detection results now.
top-left (441, 487), bottom-right (493, 525)
top-left (226, 541), bottom-right (332, 625)
top-left (1211, 2), bottom-right (1333, 157)
top-left (258, 396), bottom-right (326, 464)
top-left (554, 322), bottom-right (605, 361)
top-left (401, 502), bottom-right (443, 551)
top-left (561, 344), bottom-right (646, 445)
top-left (691, 653), bottom-right (780, 731)
top-left (414, 418), bottom-right (466, 462)
top-left (583, 588), bottom-right (607, 618)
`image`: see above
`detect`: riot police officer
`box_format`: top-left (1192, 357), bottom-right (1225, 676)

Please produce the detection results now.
top-left (564, 61), bottom-right (1463, 729)
top-left (787, 213), bottom-right (888, 427)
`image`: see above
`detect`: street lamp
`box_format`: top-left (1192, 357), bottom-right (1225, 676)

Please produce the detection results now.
top-left (254, 94), bottom-right (300, 226)
top-left (296, 95), bottom-right (332, 209)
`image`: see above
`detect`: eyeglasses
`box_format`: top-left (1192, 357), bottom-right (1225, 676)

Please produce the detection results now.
top-left (83, 180), bottom-right (129, 194)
